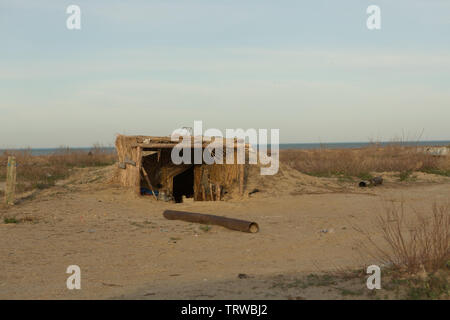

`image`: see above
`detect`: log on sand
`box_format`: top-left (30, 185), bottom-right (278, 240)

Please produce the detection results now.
top-left (163, 210), bottom-right (259, 233)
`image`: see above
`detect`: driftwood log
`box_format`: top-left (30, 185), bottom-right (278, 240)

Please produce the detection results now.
top-left (163, 210), bottom-right (259, 233)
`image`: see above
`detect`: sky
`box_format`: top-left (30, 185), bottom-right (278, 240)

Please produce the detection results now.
top-left (0, 0), bottom-right (449, 148)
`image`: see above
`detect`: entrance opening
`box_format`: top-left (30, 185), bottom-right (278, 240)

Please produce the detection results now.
top-left (173, 166), bottom-right (194, 203)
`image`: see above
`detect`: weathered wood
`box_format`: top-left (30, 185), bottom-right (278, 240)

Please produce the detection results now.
top-left (163, 210), bottom-right (259, 233)
top-left (239, 164), bottom-right (244, 195)
top-left (117, 135), bottom-right (250, 201)
top-left (141, 167), bottom-right (158, 200)
top-left (142, 150), bottom-right (158, 157)
top-left (201, 185), bottom-right (206, 201)
top-left (216, 184), bottom-right (221, 201)
top-left (5, 156), bottom-right (16, 205)
top-left (132, 140), bottom-right (250, 150)
top-left (135, 147), bottom-right (142, 195)
top-left (209, 183), bottom-right (214, 201)
top-left (133, 143), bottom-right (188, 149)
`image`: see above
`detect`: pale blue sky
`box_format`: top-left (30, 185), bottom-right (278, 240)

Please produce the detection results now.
top-left (1, 0), bottom-right (449, 148)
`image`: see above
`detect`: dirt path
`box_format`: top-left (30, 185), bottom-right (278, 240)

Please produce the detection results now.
top-left (0, 168), bottom-right (448, 299)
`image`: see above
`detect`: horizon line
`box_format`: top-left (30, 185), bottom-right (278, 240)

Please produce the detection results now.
top-left (1, 139), bottom-right (450, 150)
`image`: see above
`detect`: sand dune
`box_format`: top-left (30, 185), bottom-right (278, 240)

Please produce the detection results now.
top-left (0, 163), bottom-right (449, 299)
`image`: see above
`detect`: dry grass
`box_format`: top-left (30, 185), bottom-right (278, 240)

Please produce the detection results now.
top-left (352, 200), bottom-right (449, 299)
top-left (280, 144), bottom-right (450, 178)
top-left (0, 145), bottom-right (117, 193)
top-left (360, 201), bottom-right (450, 274)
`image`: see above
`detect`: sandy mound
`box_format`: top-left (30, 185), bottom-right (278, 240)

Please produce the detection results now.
top-left (244, 163), bottom-right (450, 199)
top-left (245, 163), bottom-right (348, 197)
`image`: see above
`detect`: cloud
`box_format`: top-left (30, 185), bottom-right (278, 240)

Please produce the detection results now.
top-left (1, 47), bottom-right (449, 81)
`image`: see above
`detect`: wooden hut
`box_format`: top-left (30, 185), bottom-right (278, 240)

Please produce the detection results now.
top-left (115, 135), bottom-right (249, 202)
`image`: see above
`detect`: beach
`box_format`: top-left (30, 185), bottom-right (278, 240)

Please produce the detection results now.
top-left (1, 148), bottom-right (449, 299)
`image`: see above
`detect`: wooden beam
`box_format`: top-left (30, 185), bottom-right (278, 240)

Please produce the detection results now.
top-left (132, 141), bottom-right (250, 150)
top-left (142, 150), bottom-right (158, 157)
top-left (141, 167), bottom-right (158, 200)
top-left (132, 143), bottom-right (180, 149)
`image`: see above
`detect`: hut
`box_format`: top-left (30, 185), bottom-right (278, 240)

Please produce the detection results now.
top-left (115, 135), bottom-right (250, 202)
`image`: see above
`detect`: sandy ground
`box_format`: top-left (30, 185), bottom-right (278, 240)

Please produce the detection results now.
top-left (0, 166), bottom-right (449, 299)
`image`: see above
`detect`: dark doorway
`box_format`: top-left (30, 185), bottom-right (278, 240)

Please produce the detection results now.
top-left (173, 166), bottom-right (194, 203)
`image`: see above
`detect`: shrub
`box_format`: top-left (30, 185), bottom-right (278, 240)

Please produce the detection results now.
top-left (280, 144), bottom-right (449, 178)
top-left (0, 146), bottom-right (117, 193)
top-left (363, 201), bottom-right (449, 273)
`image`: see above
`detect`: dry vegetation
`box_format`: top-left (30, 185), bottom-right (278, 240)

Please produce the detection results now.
top-left (278, 144), bottom-right (450, 299)
top-left (369, 201), bottom-right (449, 273)
top-left (1, 143), bottom-right (448, 299)
top-left (0, 145), bottom-right (116, 194)
top-left (355, 201), bottom-right (449, 299)
top-left (280, 144), bottom-right (450, 179)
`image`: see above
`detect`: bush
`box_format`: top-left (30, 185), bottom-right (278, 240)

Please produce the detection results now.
top-left (280, 144), bottom-right (449, 178)
top-left (0, 146), bottom-right (117, 193)
top-left (364, 201), bottom-right (449, 273)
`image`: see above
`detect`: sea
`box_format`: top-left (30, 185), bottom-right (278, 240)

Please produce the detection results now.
top-left (1, 140), bottom-right (449, 156)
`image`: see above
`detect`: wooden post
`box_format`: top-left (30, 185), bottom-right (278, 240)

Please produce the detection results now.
top-left (5, 156), bottom-right (16, 205)
top-left (209, 183), bottom-right (214, 201)
top-left (141, 167), bottom-right (158, 200)
top-left (135, 147), bottom-right (142, 195)
top-left (216, 184), bottom-right (221, 201)
top-left (239, 164), bottom-right (244, 196)
top-left (201, 185), bottom-right (206, 201)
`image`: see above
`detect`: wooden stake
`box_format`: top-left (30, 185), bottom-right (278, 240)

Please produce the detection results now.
top-left (135, 147), bottom-right (142, 195)
top-left (201, 185), bottom-right (206, 201)
top-left (5, 156), bottom-right (16, 205)
top-left (216, 184), bottom-right (221, 201)
top-left (239, 164), bottom-right (244, 196)
top-left (141, 167), bottom-right (158, 200)
top-left (209, 183), bottom-right (214, 201)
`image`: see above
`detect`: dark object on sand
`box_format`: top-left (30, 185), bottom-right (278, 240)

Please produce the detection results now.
top-left (249, 188), bottom-right (260, 195)
top-left (359, 176), bottom-right (383, 187)
top-left (140, 187), bottom-right (159, 197)
top-left (163, 210), bottom-right (259, 233)
top-left (371, 176), bottom-right (383, 185)
top-left (359, 181), bottom-right (368, 187)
